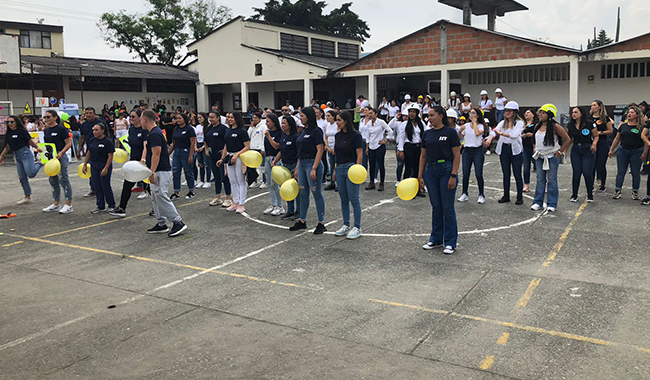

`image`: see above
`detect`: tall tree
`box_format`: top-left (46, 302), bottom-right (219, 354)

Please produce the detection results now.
top-left (98, 0), bottom-right (232, 65)
top-left (587, 28), bottom-right (614, 49)
top-left (252, 0), bottom-right (370, 43)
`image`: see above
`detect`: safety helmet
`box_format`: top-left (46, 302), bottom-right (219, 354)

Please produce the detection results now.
top-left (480, 90), bottom-right (488, 96)
top-left (406, 103), bottom-right (421, 113)
top-left (404, 94), bottom-right (411, 100)
top-left (418, 95), bottom-right (424, 99)
top-left (495, 88), bottom-right (503, 93)
top-left (504, 101), bottom-right (519, 111)
top-left (446, 109), bottom-right (458, 119)
top-left (460, 116), bottom-right (467, 121)
top-left (463, 93), bottom-right (471, 99)
top-left (450, 91), bottom-right (457, 97)
top-left (539, 103), bottom-right (558, 117)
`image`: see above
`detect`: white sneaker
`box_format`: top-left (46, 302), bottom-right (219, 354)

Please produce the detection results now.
top-left (43, 203), bottom-right (60, 213)
top-left (271, 206), bottom-right (285, 216)
top-left (202, 182), bottom-right (211, 189)
top-left (259, 182), bottom-right (268, 189)
top-left (59, 204), bottom-right (73, 214)
top-left (181, 180), bottom-right (187, 186)
top-left (395, 181), bottom-right (400, 187)
top-left (263, 205), bottom-right (275, 214)
top-left (477, 195), bottom-right (485, 204)
top-left (137, 192), bottom-right (149, 200)
top-left (547, 207), bottom-right (556, 212)
top-left (485, 150), bottom-right (492, 155)
top-left (249, 181), bottom-right (260, 189)
top-left (334, 225), bottom-right (350, 236)
top-left (531, 204), bottom-right (543, 211)
top-left (374, 179), bottom-right (380, 184)
top-left (196, 181), bottom-right (204, 188)
top-left (443, 245), bottom-right (455, 254)
top-left (17, 197), bottom-right (33, 205)
top-left (83, 191), bottom-right (95, 198)
top-left (422, 242), bottom-right (442, 250)
top-left (457, 193), bottom-right (469, 202)
top-left (346, 227), bottom-right (361, 239)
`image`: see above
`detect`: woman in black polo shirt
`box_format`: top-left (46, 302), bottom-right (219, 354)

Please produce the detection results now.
top-left (590, 100), bottom-right (614, 192)
top-left (567, 107), bottom-right (598, 203)
top-left (333, 111), bottom-right (363, 239)
top-left (42, 110), bottom-right (73, 214)
top-left (218, 112), bottom-right (250, 214)
top-left (0, 115), bottom-right (43, 205)
top-left (205, 111), bottom-right (232, 208)
top-left (418, 106), bottom-right (461, 255)
top-left (82, 122), bottom-right (116, 213)
top-left (272, 115), bottom-right (300, 220)
top-left (289, 107), bottom-right (326, 234)
top-left (609, 105), bottom-right (650, 200)
top-left (169, 113), bottom-right (196, 200)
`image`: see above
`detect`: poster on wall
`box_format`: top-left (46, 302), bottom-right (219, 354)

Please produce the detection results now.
top-left (60, 104), bottom-right (80, 118)
top-left (233, 93), bottom-right (241, 110)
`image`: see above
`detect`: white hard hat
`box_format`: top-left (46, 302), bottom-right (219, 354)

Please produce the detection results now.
top-left (495, 88), bottom-right (503, 93)
top-left (463, 93), bottom-right (471, 98)
top-left (406, 103), bottom-right (420, 112)
top-left (446, 109), bottom-right (457, 119)
top-left (450, 91), bottom-right (457, 97)
top-left (404, 94), bottom-right (411, 100)
top-left (480, 90), bottom-right (488, 96)
top-left (504, 101), bottom-right (519, 111)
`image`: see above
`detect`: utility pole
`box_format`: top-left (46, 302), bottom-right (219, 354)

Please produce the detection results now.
top-left (615, 6), bottom-right (621, 42)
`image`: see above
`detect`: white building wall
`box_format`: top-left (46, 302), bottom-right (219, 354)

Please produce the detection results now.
top-left (243, 26), bottom-right (280, 50)
top-left (578, 61), bottom-right (650, 106)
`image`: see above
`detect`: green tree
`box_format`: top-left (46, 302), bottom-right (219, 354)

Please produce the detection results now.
top-left (98, 0), bottom-right (232, 65)
top-left (252, 0), bottom-right (370, 42)
top-left (587, 28), bottom-right (614, 49)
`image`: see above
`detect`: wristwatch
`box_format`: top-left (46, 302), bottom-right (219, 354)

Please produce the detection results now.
top-left (451, 173), bottom-right (457, 178)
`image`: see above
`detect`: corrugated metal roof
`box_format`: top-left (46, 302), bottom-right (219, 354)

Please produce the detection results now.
top-left (243, 45), bottom-right (355, 71)
top-left (21, 55), bottom-right (198, 81)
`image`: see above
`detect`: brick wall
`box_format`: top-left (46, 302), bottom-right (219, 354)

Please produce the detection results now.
top-left (589, 33), bottom-right (650, 54)
top-left (342, 22), bottom-right (573, 72)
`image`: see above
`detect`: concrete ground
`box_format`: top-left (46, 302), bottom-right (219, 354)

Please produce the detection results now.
top-left (1, 148), bottom-right (649, 379)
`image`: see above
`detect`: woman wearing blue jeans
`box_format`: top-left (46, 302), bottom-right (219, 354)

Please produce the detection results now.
top-left (567, 106), bottom-right (598, 203)
top-left (169, 113), bottom-right (196, 200)
top-left (42, 110), bottom-right (74, 214)
top-left (457, 108), bottom-right (487, 204)
top-left (418, 106), bottom-right (461, 255)
top-left (333, 111), bottom-right (363, 239)
top-left (0, 116), bottom-right (43, 205)
top-left (272, 115), bottom-right (300, 221)
top-left (609, 106), bottom-right (650, 200)
top-left (289, 107), bottom-right (326, 234)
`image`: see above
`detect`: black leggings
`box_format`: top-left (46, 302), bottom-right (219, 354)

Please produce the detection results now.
top-left (118, 180), bottom-right (150, 210)
top-left (403, 142), bottom-right (421, 179)
top-left (368, 144), bottom-right (387, 182)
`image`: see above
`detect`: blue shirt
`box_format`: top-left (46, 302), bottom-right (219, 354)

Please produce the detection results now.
top-left (205, 124), bottom-right (227, 155)
top-left (422, 126), bottom-right (461, 163)
top-left (264, 129), bottom-right (283, 157)
top-left (7, 128), bottom-right (32, 151)
top-left (44, 125), bottom-right (69, 152)
top-left (279, 133), bottom-right (298, 165)
top-left (225, 127), bottom-right (250, 153)
top-left (172, 125), bottom-right (196, 150)
top-left (146, 127), bottom-right (171, 172)
top-left (334, 131), bottom-right (363, 165)
top-left (88, 136), bottom-right (115, 164)
top-left (127, 126), bottom-right (148, 162)
top-left (296, 127), bottom-right (324, 160)
top-left (80, 118), bottom-right (104, 144)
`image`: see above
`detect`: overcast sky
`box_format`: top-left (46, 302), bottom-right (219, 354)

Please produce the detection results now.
top-left (3, 0), bottom-right (650, 61)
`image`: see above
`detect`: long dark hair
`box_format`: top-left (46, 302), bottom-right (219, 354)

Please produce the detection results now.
top-left (198, 112), bottom-right (209, 128)
top-left (405, 108), bottom-right (422, 142)
top-left (567, 107), bottom-right (588, 136)
top-left (232, 111), bottom-right (245, 129)
top-left (301, 107), bottom-right (318, 131)
top-left (46, 110), bottom-right (61, 124)
top-left (336, 111), bottom-right (357, 152)
top-left (283, 115), bottom-right (298, 135)
top-left (535, 110), bottom-right (559, 147)
top-left (266, 113), bottom-right (280, 131)
top-left (430, 106), bottom-right (449, 128)
top-left (7, 115), bottom-right (25, 130)
top-left (469, 107), bottom-right (489, 137)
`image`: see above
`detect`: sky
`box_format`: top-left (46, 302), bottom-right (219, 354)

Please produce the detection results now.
top-left (3, 0), bottom-right (650, 61)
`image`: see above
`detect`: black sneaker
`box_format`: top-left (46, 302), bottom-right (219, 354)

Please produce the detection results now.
top-left (281, 211), bottom-right (294, 220)
top-left (291, 212), bottom-right (301, 221)
top-left (515, 195), bottom-right (524, 205)
top-left (598, 185), bottom-right (606, 193)
top-left (109, 207), bottom-right (127, 218)
top-left (289, 220), bottom-right (307, 231)
top-left (641, 195), bottom-right (650, 205)
top-left (498, 196), bottom-right (510, 203)
top-left (569, 195), bottom-right (578, 202)
top-left (168, 221), bottom-right (187, 237)
top-left (185, 192), bottom-right (195, 200)
top-left (313, 223), bottom-right (327, 235)
top-left (147, 224), bottom-right (169, 234)
top-left (587, 194), bottom-right (594, 203)
top-left (170, 193), bottom-right (180, 201)
top-left (324, 183), bottom-right (336, 191)
top-left (149, 210), bottom-right (155, 216)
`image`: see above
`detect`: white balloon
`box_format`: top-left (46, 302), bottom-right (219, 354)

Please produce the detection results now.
top-left (122, 161), bottom-right (153, 183)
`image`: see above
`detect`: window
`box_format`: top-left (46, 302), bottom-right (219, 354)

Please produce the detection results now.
top-left (338, 42), bottom-right (359, 60)
top-left (311, 38), bottom-right (335, 57)
top-left (19, 30), bottom-right (52, 49)
top-left (466, 66), bottom-right (570, 85)
top-left (280, 33), bottom-right (308, 54)
top-left (255, 63), bottom-right (263, 76)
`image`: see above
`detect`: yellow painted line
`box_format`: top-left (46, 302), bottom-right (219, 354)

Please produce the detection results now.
top-left (515, 278), bottom-right (542, 309)
top-left (496, 332), bottom-right (509, 345)
top-left (2, 240), bottom-right (24, 248)
top-left (368, 299), bottom-right (448, 315)
top-left (542, 200), bottom-right (588, 267)
top-left (7, 233), bottom-right (314, 291)
top-left (478, 355), bottom-right (494, 370)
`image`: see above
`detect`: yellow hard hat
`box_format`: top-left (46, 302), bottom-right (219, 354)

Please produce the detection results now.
top-left (540, 103), bottom-right (558, 117)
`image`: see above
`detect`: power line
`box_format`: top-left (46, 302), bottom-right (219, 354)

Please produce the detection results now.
top-left (0, 0), bottom-right (100, 17)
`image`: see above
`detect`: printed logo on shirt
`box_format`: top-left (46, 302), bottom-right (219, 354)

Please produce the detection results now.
top-left (631, 128), bottom-right (640, 134)
top-left (98, 144), bottom-right (105, 148)
top-left (286, 141), bottom-right (292, 145)
top-left (581, 129), bottom-right (590, 136)
top-left (231, 133), bottom-right (238, 137)
top-left (137, 133), bottom-right (142, 137)
top-left (12, 135), bottom-right (17, 139)
top-left (439, 136), bottom-right (448, 141)
top-left (181, 131), bottom-right (187, 134)
top-left (51, 133), bottom-right (58, 136)
top-left (305, 135), bottom-right (310, 138)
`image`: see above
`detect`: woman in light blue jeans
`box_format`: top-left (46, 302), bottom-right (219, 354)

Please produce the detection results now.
top-left (0, 115), bottom-right (43, 204)
top-left (333, 111), bottom-right (363, 239)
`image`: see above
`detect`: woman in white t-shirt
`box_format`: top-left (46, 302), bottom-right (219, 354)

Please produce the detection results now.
top-left (194, 112), bottom-right (211, 188)
top-left (387, 100), bottom-right (400, 119)
top-left (457, 108), bottom-right (487, 204)
top-left (494, 88), bottom-right (507, 124)
top-left (447, 91), bottom-right (461, 115)
top-left (377, 96), bottom-right (389, 121)
top-left (359, 106), bottom-right (372, 170)
top-left (315, 107), bottom-right (329, 183)
top-left (324, 109), bottom-right (339, 191)
top-left (460, 93), bottom-right (473, 119)
top-left (479, 90), bottom-right (493, 127)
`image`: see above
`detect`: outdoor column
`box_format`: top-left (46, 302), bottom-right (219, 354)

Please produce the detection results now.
top-left (196, 82), bottom-right (208, 112)
top-left (241, 82), bottom-right (248, 112)
top-left (367, 74), bottom-right (376, 108)
top-left (440, 69), bottom-right (449, 107)
top-left (304, 78), bottom-right (313, 108)
top-left (569, 58), bottom-right (579, 107)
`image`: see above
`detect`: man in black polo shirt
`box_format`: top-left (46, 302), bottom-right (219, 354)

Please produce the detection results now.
top-left (78, 107), bottom-right (106, 197)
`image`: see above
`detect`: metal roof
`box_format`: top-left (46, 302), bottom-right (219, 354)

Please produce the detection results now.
top-left (243, 45), bottom-right (356, 71)
top-left (438, 0), bottom-right (528, 16)
top-left (20, 55), bottom-right (198, 81)
top-left (0, 20), bottom-right (63, 33)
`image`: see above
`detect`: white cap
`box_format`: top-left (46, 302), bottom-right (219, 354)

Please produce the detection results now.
top-left (450, 91), bottom-right (457, 97)
top-left (446, 109), bottom-right (457, 119)
top-left (480, 90), bottom-right (488, 95)
top-left (495, 88), bottom-right (503, 93)
top-left (406, 103), bottom-right (420, 112)
top-left (505, 101), bottom-right (519, 111)
top-left (404, 94), bottom-right (411, 100)
top-left (463, 93), bottom-right (471, 98)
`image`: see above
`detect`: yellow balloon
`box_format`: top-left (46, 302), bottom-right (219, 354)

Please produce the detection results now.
top-left (113, 148), bottom-right (129, 164)
top-left (239, 150), bottom-right (263, 168)
top-left (77, 163), bottom-right (91, 179)
top-left (143, 177), bottom-right (150, 184)
top-left (348, 164), bottom-right (367, 185)
top-left (272, 166), bottom-right (292, 185)
top-left (280, 178), bottom-right (299, 201)
top-left (396, 178), bottom-right (419, 201)
top-left (44, 158), bottom-right (61, 177)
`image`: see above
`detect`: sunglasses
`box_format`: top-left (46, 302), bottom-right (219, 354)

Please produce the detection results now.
top-left (129, 115), bottom-right (137, 118)
top-left (43, 116), bottom-right (52, 119)
top-left (7, 120), bottom-right (15, 124)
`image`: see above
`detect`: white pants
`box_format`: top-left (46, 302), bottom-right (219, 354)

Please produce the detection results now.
top-left (115, 129), bottom-right (128, 139)
top-left (226, 157), bottom-right (247, 204)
